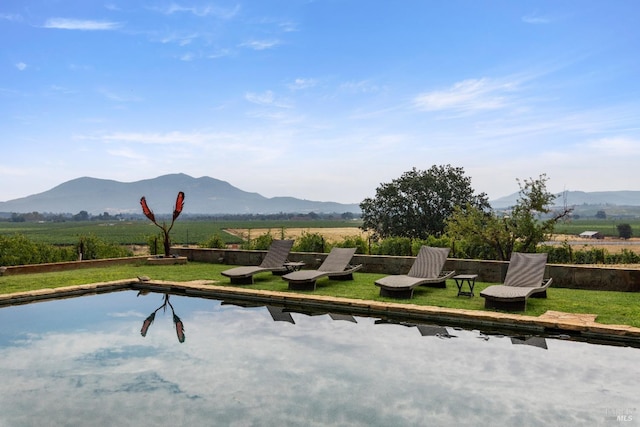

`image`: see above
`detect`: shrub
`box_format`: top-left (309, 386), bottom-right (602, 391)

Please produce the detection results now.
top-left (77, 235), bottom-right (132, 260)
top-left (199, 234), bottom-right (227, 249)
top-left (573, 247), bottom-right (607, 264)
top-left (244, 231), bottom-right (275, 250)
top-left (411, 236), bottom-right (452, 255)
top-left (372, 237), bottom-right (413, 256)
top-left (0, 234), bottom-right (77, 266)
top-left (293, 231), bottom-right (327, 253)
top-left (333, 235), bottom-right (368, 254)
top-left (540, 243), bottom-right (573, 264)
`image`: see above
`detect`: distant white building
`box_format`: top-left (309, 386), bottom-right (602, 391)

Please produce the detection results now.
top-left (579, 231), bottom-right (603, 239)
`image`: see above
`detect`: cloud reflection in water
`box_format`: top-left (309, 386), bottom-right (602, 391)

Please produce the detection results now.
top-left (0, 291), bottom-right (638, 426)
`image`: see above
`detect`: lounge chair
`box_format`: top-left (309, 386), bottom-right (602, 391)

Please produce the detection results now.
top-left (282, 247), bottom-right (362, 291)
top-left (374, 246), bottom-right (455, 299)
top-left (221, 239), bottom-right (294, 284)
top-left (480, 252), bottom-right (552, 311)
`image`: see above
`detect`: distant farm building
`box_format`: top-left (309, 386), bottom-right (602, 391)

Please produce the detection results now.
top-left (579, 231), bottom-right (604, 239)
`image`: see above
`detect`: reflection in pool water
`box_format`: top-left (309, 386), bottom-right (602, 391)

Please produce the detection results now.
top-left (0, 291), bottom-right (638, 426)
top-left (139, 292), bottom-right (185, 343)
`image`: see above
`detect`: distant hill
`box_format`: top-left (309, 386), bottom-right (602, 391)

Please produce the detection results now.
top-left (0, 174), bottom-right (361, 215)
top-left (490, 190), bottom-right (640, 209)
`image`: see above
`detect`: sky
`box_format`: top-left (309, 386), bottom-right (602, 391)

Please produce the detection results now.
top-left (1, 1), bottom-right (639, 204)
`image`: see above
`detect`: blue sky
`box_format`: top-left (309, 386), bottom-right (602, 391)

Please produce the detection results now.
top-left (2, 1), bottom-right (639, 204)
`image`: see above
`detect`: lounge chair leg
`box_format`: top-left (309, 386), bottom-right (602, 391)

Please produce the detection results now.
top-left (484, 298), bottom-right (527, 312)
top-left (379, 287), bottom-right (414, 299)
top-left (329, 273), bottom-right (354, 281)
top-left (288, 281), bottom-right (317, 291)
top-left (230, 276), bottom-right (254, 285)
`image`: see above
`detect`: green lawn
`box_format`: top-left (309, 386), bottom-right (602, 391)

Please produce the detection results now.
top-left (1, 261), bottom-right (639, 328)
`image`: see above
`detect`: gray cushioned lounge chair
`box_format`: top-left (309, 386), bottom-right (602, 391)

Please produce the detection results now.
top-left (282, 247), bottom-right (362, 291)
top-left (480, 252), bottom-right (552, 311)
top-left (221, 239), bottom-right (294, 284)
top-left (374, 246), bottom-right (454, 299)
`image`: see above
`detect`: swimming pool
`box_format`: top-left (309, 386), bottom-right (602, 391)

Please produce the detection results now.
top-left (0, 290), bottom-right (638, 426)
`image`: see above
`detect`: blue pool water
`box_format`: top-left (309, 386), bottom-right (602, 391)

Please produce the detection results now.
top-left (0, 291), bottom-right (638, 426)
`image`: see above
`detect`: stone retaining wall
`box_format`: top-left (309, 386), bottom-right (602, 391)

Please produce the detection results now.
top-left (0, 256), bottom-right (149, 276)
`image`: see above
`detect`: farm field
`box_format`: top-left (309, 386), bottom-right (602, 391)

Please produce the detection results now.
top-left (225, 227), bottom-right (371, 243)
top-left (548, 234), bottom-right (640, 255)
top-left (0, 219), bottom-right (364, 246)
top-left (2, 219), bottom-right (639, 259)
top-left (554, 219), bottom-right (640, 237)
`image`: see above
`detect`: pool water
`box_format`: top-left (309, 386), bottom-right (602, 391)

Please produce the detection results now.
top-left (0, 291), bottom-right (638, 426)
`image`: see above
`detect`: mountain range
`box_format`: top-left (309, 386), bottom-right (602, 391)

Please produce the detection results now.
top-left (1, 173), bottom-right (639, 216)
top-left (490, 190), bottom-right (640, 209)
top-left (0, 174), bottom-right (361, 215)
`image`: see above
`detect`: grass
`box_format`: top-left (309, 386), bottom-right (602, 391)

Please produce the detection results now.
top-left (2, 261), bottom-right (639, 328)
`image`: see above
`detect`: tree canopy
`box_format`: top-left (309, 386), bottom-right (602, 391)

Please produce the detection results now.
top-left (446, 174), bottom-right (572, 260)
top-left (359, 165), bottom-right (489, 239)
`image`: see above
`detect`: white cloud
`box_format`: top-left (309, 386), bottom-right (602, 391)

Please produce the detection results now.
top-left (522, 13), bottom-right (553, 24)
top-left (279, 21), bottom-right (298, 32)
top-left (106, 147), bottom-right (148, 160)
top-left (288, 78), bottom-right (317, 91)
top-left (43, 18), bottom-right (122, 30)
top-left (586, 136), bottom-right (640, 155)
top-left (83, 131), bottom-right (207, 146)
top-left (0, 13), bottom-right (22, 22)
top-left (15, 62), bottom-right (27, 71)
top-left (158, 3), bottom-right (240, 19)
top-left (245, 90), bottom-right (292, 108)
top-left (339, 79), bottom-right (382, 94)
top-left (413, 78), bottom-right (517, 113)
top-left (158, 32), bottom-right (198, 46)
top-left (240, 39), bottom-right (280, 50)
top-left (98, 89), bottom-right (142, 103)
top-left (179, 52), bottom-right (195, 61)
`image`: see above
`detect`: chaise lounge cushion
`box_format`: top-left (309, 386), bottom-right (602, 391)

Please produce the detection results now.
top-left (480, 252), bottom-right (552, 311)
top-left (375, 246), bottom-right (454, 299)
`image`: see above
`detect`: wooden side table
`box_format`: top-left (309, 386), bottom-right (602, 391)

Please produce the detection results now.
top-left (283, 262), bottom-right (305, 272)
top-left (453, 274), bottom-right (477, 297)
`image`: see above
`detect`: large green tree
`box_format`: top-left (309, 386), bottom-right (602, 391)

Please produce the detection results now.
top-left (446, 174), bottom-right (572, 260)
top-left (360, 165), bottom-right (489, 239)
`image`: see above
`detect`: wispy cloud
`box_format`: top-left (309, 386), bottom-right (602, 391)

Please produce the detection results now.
top-left (157, 3), bottom-right (240, 19)
top-left (158, 32), bottom-right (198, 46)
top-left (98, 89), bottom-right (142, 102)
top-left (208, 48), bottom-right (232, 59)
top-left (106, 147), bottom-right (147, 160)
top-left (43, 18), bottom-right (121, 30)
top-left (522, 13), bottom-right (553, 24)
top-left (81, 131), bottom-right (207, 146)
top-left (240, 39), bottom-right (280, 50)
top-left (587, 136), bottom-right (640, 155)
top-left (413, 78), bottom-right (518, 113)
top-left (15, 62), bottom-right (27, 71)
top-left (245, 90), bottom-right (292, 108)
top-left (339, 79), bottom-right (382, 94)
top-left (0, 13), bottom-right (22, 22)
top-left (279, 21), bottom-right (298, 32)
top-left (179, 52), bottom-right (195, 61)
top-left (288, 78), bottom-right (317, 91)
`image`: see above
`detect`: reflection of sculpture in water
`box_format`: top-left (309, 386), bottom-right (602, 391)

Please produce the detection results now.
top-left (139, 293), bottom-right (185, 343)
